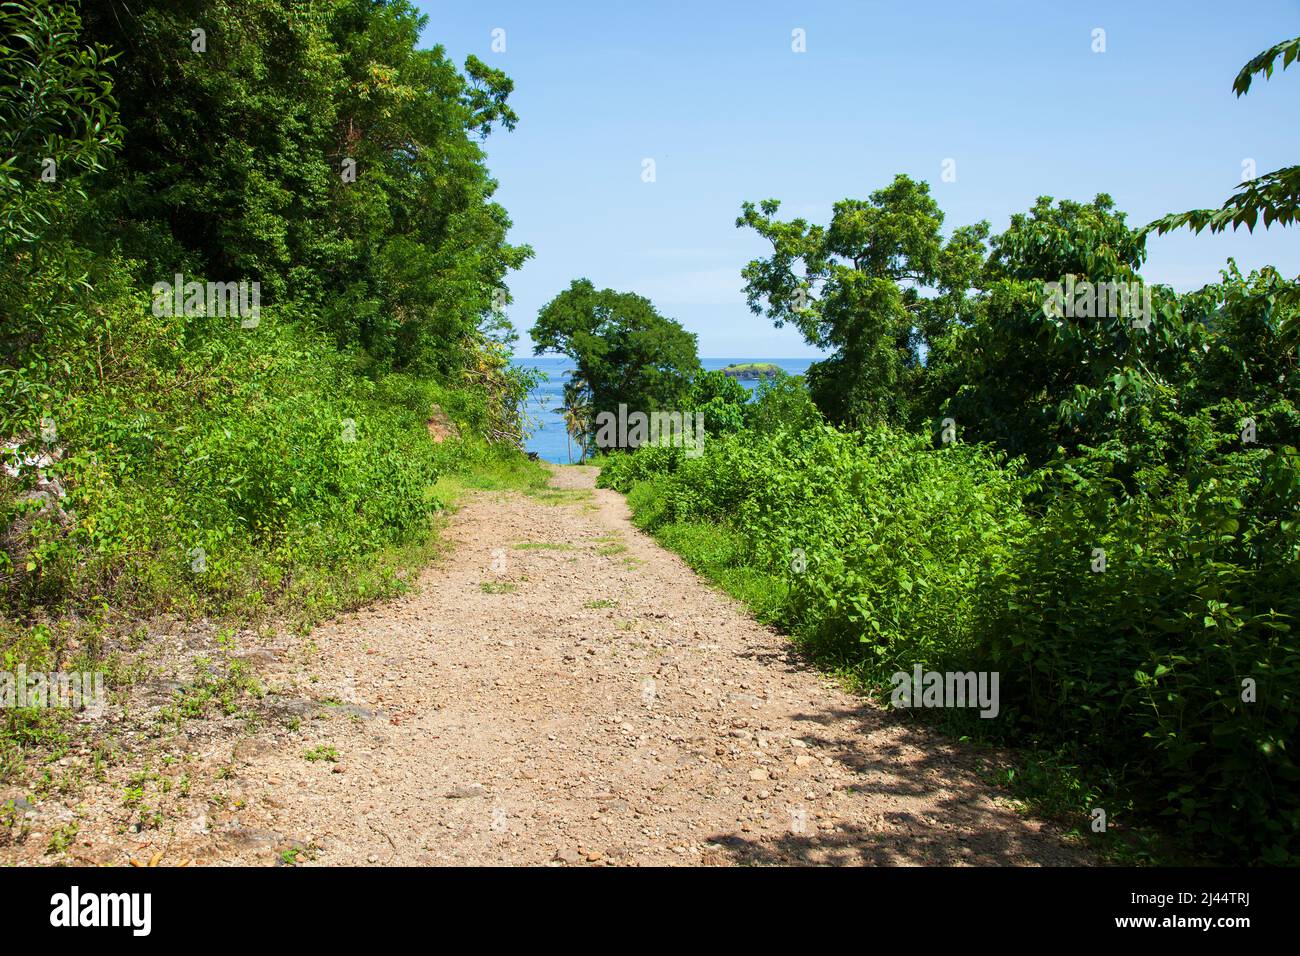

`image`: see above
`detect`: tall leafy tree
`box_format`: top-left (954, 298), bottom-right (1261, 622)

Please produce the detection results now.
top-left (78, 0), bottom-right (530, 374)
top-left (934, 194), bottom-right (1178, 464)
top-left (532, 279), bottom-right (700, 449)
top-left (737, 174), bottom-right (984, 427)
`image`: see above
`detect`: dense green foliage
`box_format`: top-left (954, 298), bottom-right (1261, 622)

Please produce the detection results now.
top-left (738, 175), bottom-right (988, 428)
top-left (604, 370), bottom-right (1299, 864)
top-left (933, 194), bottom-right (1179, 465)
top-left (532, 278), bottom-right (701, 453)
top-left (1, 0), bottom-right (538, 637)
top-left (687, 369), bottom-right (750, 436)
top-left (606, 45), bottom-right (1300, 860)
top-left (75, 0), bottom-right (530, 376)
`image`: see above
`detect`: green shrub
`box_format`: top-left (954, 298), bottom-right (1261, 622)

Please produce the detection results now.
top-left (609, 424), bottom-right (1029, 679)
top-left (983, 419), bottom-right (1300, 863)
top-left (1, 273), bottom-right (457, 622)
top-left (608, 409), bottom-right (1300, 863)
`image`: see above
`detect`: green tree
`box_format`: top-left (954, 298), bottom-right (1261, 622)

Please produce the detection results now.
top-left (738, 174), bottom-right (985, 427)
top-left (78, 0), bottom-right (530, 375)
top-left (932, 194), bottom-right (1181, 465)
top-left (532, 279), bottom-right (700, 452)
top-left (557, 373), bottom-right (593, 464)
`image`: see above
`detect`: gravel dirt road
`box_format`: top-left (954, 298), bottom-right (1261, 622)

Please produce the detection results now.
top-left (2, 465), bottom-right (1084, 866)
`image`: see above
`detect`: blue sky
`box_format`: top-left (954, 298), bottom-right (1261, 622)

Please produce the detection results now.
top-left (414, 0), bottom-right (1300, 357)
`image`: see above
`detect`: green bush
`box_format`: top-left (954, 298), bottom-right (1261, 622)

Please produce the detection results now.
top-left (607, 408), bottom-right (1300, 863)
top-left (607, 423), bottom-right (1029, 677)
top-left (744, 374), bottom-right (822, 436)
top-left (982, 413), bottom-right (1300, 863)
top-left (1, 268), bottom-right (452, 622)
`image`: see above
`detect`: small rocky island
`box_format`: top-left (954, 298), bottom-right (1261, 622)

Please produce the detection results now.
top-left (720, 362), bottom-right (781, 381)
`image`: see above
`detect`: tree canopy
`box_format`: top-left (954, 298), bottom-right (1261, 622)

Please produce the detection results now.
top-left (532, 278), bottom-right (700, 449)
top-left (737, 174), bottom-right (988, 427)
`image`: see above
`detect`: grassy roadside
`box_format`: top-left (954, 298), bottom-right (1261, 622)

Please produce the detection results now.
top-left (433, 445), bottom-right (551, 501)
top-left (617, 474), bottom-right (1180, 865)
top-left (0, 444), bottom-right (549, 788)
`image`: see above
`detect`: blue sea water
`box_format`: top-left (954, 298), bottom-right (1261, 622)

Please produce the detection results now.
top-left (514, 356), bottom-right (814, 464)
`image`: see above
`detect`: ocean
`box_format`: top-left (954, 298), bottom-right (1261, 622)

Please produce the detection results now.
top-left (514, 356), bottom-right (814, 464)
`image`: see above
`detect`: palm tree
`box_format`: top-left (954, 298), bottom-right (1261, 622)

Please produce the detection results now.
top-left (555, 373), bottom-right (593, 464)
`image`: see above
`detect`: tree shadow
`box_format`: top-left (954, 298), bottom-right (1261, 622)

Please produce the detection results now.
top-left (718, 642), bottom-right (1085, 866)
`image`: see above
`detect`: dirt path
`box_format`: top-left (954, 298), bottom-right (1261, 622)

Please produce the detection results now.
top-left (6, 465), bottom-right (1084, 866)
top-left (218, 465), bottom-right (1082, 866)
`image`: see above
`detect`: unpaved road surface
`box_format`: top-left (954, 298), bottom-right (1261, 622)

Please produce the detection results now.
top-left (4, 466), bottom-right (1083, 866)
